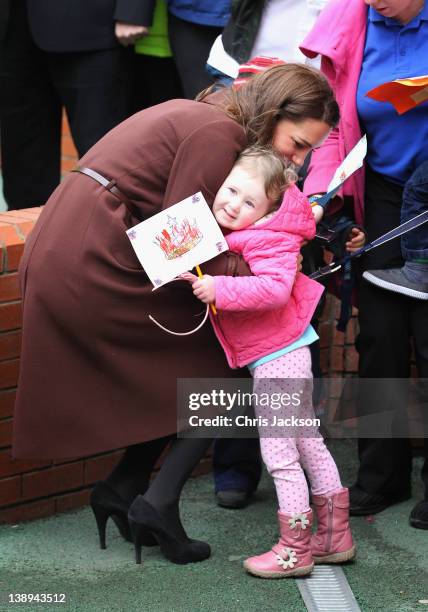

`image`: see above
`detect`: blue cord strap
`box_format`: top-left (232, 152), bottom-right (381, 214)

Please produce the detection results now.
top-left (309, 185), bottom-right (341, 209)
top-left (310, 210), bottom-right (428, 280)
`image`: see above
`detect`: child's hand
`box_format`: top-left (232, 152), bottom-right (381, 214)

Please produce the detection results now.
top-left (311, 204), bottom-right (325, 224)
top-left (179, 272), bottom-right (216, 304)
top-left (193, 275), bottom-right (216, 304)
top-left (179, 272), bottom-right (198, 283)
top-left (346, 227), bottom-right (366, 253)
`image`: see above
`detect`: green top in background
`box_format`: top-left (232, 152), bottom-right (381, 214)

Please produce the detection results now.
top-left (135, 0), bottom-right (172, 58)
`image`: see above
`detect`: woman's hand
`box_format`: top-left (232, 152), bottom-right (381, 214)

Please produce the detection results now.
top-left (297, 252), bottom-right (303, 272)
top-left (179, 272), bottom-right (216, 304)
top-left (346, 227), bottom-right (366, 253)
top-left (115, 22), bottom-right (149, 46)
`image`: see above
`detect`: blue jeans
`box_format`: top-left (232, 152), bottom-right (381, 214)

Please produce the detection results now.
top-left (213, 438), bottom-right (261, 493)
top-left (205, 64), bottom-right (234, 87)
top-left (402, 161), bottom-right (428, 260)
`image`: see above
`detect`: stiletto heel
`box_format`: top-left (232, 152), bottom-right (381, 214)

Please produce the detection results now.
top-left (90, 481), bottom-right (157, 549)
top-left (92, 504), bottom-right (109, 549)
top-left (128, 496), bottom-right (211, 565)
top-left (129, 519), bottom-right (144, 564)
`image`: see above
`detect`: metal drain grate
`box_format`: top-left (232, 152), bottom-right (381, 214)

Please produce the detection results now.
top-left (297, 566), bottom-right (361, 612)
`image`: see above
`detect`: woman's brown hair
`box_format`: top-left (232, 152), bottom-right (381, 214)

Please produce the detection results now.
top-left (200, 63), bottom-right (339, 147)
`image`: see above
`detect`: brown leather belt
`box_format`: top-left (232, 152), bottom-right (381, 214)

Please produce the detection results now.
top-left (73, 166), bottom-right (140, 220)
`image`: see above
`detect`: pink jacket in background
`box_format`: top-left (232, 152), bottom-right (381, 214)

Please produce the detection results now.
top-left (300, 0), bottom-right (368, 225)
top-left (211, 184), bottom-right (324, 368)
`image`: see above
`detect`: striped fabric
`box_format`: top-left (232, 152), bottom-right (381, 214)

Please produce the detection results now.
top-left (234, 55), bottom-right (285, 88)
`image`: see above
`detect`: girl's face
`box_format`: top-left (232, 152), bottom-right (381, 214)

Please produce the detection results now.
top-left (213, 165), bottom-right (273, 231)
top-left (272, 118), bottom-right (331, 167)
top-left (364, 0), bottom-right (424, 23)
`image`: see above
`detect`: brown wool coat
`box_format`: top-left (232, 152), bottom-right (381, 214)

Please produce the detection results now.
top-left (13, 97), bottom-right (248, 459)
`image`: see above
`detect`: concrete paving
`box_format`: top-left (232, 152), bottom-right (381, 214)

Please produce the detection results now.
top-left (0, 440), bottom-right (427, 612)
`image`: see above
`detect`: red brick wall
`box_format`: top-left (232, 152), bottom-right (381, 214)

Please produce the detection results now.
top-left (0, 115), bottom-right (359, 523)
top-left (319, 298), bottom-right (359, 377)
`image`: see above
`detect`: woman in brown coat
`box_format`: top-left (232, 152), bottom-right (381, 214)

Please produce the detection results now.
top-left (13, 64), bottom-right (339, 565)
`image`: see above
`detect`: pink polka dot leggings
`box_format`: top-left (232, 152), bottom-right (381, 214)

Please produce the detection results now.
top-left (251, 346), bottom-right (342, 513)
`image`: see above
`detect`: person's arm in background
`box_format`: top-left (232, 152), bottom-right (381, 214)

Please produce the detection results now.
top-left (114, 0), bottom-right (154, 46)
top-left (303, 123), bottom-right (342, 205)
top-left (306, 125), bottom-right (366, 253)
top-left (300, 0), bottom-right (367, 231)
top-left (302, 53), bottom-right (346, 225)
top-left (301, 47), bottom-right (365, 252)
top-left (300, 0), bottom-right (348, 204)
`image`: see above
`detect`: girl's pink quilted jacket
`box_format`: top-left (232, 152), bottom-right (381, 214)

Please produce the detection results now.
top-left (211, 183), bottom-right (324, 368)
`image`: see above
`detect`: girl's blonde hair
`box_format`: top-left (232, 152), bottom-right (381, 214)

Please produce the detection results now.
top-left (235, 146), bottom-right (297, 209)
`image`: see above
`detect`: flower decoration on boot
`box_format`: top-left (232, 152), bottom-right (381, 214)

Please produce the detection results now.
top-left (276, 547), bottom-right (298, 569)
top-left (288, 512), bottom-right (310, 530)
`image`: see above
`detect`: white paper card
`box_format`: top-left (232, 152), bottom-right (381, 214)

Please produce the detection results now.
top-left (327, 134), bottom-right (367, 193)
top-left (126, 192), bottom-right (229, 288)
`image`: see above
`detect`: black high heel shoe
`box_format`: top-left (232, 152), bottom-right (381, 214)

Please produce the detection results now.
top-left (128, 496), bottom-right (211, 565)
top-left (90, 481), bottom-right (157, 549)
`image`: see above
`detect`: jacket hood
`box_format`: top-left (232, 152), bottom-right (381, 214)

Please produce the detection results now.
top-left (300, 0), bottom-right (367, 71)
top-left (247, 183), bottom-right (316, 241)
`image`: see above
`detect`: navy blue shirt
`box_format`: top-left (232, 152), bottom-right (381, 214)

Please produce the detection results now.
top-left (357, 3), bottom-right (428, 185)
top-left (167, 1), bottom-right (230, 27)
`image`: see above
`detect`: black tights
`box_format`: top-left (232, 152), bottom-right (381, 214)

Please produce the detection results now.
top-left (106, 435), bottom-right (173, 504)
top-left (107, 436), bottom-right (213, 539)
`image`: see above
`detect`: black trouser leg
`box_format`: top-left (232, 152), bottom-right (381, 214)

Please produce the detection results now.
top-left (412, 301), bottom-right (428, 499)
top-left (0, 0), bottom-right (61, 209)
top-left (421, 441), bottom-right (428, 500)
top-left (48, 47), bottom-right (133, 157)
top-left (357, 438), bottom-right (412, 496)
top-left (357, 282), bottom-right (428, 497)
top-left (356, 168), bottom-right (428, 497)
top-left (167, 13), bottom-right (219, 99)
top-left (131, 53), bottom-right (184, 112)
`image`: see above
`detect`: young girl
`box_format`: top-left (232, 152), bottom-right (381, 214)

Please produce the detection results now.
top-left (183, 146), bottom-right (355, 578)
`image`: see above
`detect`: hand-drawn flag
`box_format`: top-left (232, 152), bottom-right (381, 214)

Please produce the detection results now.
top-left (126, 192), bottom-right (228, 288)
top-left (366, 75), bottom-right (428, 115)
top-left (309, 135), bottom-right (367, 208)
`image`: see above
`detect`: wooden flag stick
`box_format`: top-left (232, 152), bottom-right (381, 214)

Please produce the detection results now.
top-left (195, 265), bottom-right (217, 315)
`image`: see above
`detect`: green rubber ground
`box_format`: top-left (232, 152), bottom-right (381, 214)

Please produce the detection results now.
top-left (0, 440), bottom-right (427, 612)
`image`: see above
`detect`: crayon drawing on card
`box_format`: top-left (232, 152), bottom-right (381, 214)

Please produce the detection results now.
top-left (126, 192), bottom-right (229, 288)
